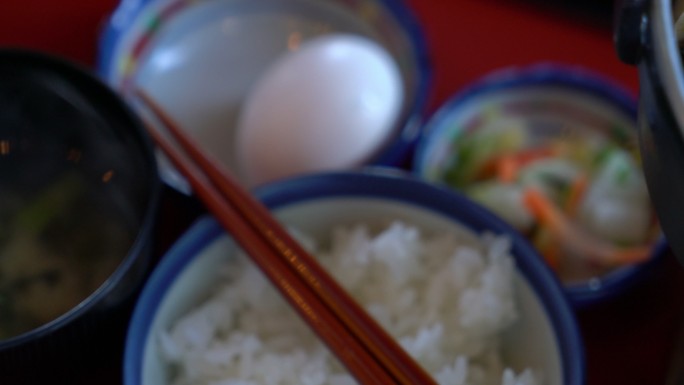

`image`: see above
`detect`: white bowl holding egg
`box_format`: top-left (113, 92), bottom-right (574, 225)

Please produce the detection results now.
top-left (98, 0), bottom-right (431, 192)
top-left (124, 171), bottom-right (584, 385)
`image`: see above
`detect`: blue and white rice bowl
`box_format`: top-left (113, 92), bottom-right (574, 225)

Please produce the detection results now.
top-left (124, 171), bottom-right (583, 385)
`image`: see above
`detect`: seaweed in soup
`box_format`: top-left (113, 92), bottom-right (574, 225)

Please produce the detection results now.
top-left (0, 170), bottom-right (135, 340)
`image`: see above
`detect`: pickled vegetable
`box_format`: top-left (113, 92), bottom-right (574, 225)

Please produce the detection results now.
top-left (444, 116), bottom-right (659, 283)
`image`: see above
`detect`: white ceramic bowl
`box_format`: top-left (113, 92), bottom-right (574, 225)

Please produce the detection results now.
top-left (413, 63), bottom-right (668, 308)
top-left (124, 171), bottom-right (583, 385)
top-left (98, 0), bottom-right (431, 193)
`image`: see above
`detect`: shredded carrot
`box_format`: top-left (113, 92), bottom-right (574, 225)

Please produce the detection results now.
top-left (496, 155), bottom-right (519, 183)
top-left (596, 245), bottom-right (652, 265)
top-left (522, 187), bottom-right (651, 266)
top-left (533, 227), bottom-right (561, 271)
top-left (564, 174), bottom-right (588, 216)
top-left (472, 159), bottom-right (499, 181)
top-left (542, 243), bottom-right (562, 271)
top-left (513, 145), bottom-right (558, 164)
top-left (475, 145), bottom-right (557, 181)
top-left (523, 188), bottom-right (568, 234)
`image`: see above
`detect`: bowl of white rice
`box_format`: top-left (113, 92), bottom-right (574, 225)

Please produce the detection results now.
top-left (124, 170), bottom-right (584, 385)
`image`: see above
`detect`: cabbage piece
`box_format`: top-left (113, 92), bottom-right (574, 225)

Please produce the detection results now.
top-left (445, 117), bottom-right (528, 186)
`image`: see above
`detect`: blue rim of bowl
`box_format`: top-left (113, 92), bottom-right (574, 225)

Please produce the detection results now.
top-left (124, 170), bottom-right (584, 385)
top-left (97, 0), bottom-right (432, 168)
top-left (412, 62), bottom-right (669, 308)
top-left (0, 48), bottom-right (161, 349)
top-left (124, 216), bottom-right (223, 385)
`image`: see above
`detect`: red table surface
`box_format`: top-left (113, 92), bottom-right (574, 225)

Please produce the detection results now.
top-left (1, 1), bottom-right (684, 385)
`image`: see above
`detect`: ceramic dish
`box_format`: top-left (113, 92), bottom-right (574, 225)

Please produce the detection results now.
top-left (98, 0), bottom-right (431, 193)
top-left (413, 63), bottom-right (668, 308)
top-left (124, 171), bottom-right (584, 385)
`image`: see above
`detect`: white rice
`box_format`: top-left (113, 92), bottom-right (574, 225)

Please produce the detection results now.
top-left (160, 221), bottom-right (540, 385)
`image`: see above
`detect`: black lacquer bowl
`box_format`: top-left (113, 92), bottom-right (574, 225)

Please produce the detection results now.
top-left (0, 49), bottom-right (160, 383)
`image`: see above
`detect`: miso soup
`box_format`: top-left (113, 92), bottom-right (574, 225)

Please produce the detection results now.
top-left (0, 163), bottom-right (136, 340)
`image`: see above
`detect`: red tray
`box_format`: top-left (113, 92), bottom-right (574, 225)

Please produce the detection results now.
top-left (0, 1), bottom-right (682, 384)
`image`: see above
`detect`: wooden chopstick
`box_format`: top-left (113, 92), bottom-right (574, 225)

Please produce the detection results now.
top-left (135, 89), bottom-right (438, 385)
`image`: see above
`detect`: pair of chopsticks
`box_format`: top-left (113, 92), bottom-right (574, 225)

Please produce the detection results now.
top-left (134, 89), bottom-right (438, 385)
